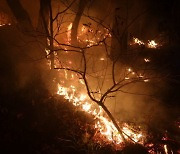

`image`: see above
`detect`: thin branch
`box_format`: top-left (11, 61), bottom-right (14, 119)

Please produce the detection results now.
top-left (53, 0), bottom-right (77, 21)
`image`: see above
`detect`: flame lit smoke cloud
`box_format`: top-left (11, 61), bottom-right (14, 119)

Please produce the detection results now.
top-left (45, 21), bottom-right (164, 148)
top-left (43, 2), bottom-right (175, 152)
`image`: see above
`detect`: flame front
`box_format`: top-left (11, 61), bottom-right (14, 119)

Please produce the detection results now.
top-left (148, 40), bottom-right (158, 48)
top-left (67, 23), bottom-right (72, 44)
top-left (56, 80), bottom-right (145, 147)
top-left (132, 37), bottom-right (145, 45)
top-left (131, 37), bottom-right (159, 49)
top-left (46, 22), bottom-right (147, 148)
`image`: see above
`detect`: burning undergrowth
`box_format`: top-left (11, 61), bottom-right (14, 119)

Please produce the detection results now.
top-left (0, 2), bottom-right (180, 153)
top-left (44, 19), bottom-right (179, 153)
top-left (0, 82), bottom-right (114, 153)
top-left (42, 18), bottom-right (179, 153)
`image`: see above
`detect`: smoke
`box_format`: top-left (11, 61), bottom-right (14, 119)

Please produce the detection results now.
top-left (111, 82), bottom-right (167, 124)
top-left (0, 0), bottom-right (177, 132)
top-left (97, 64), bottom-right (168, 126)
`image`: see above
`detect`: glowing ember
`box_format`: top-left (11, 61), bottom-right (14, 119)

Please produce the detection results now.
top-left (139, 74), bottom-right (144, 78)
top-left (100, 57), bottom-right (105, 61)
top-left (164, 144), bottom-right (168, 154)
top-left (76, 24), bottom-right (111, 47)
top-left (45, 48), bottom-right (50, 55)
top-left (132, 37), bottom-right (145, 45)
top-left (0, 23), bottom-right (11, 27)
top-left (82, 102), bottom-right (91, 111)
top-left (56, 80), bottom-right (145, 147)
top-left (67, 23), bottom-right (72, 44)
top-left (79, 94), bottom-right (87, 101)
top-left (144, 79), bottom-right (149, 82)
top-left (131, 37), bottom-right (161, 49)
top-left (47, 22), bottom-right (147, 148)
top-left (127, 68), bottom-right (132, 72)
top-left (144, 58), bottom-right (150, 63)
top-left (148, 40), bottom-right (158, 48)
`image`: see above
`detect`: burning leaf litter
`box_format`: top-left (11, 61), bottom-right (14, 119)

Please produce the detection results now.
top-left (131, 37), bottom-right (160, 49)
top-left (43, 21), bottom-right (179, 153)
top-left (56, 81), bottom-right (145, 147)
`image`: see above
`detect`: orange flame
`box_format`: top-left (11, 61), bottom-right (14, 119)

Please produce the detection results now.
top-left (56, 79), bottom-right (145, 146)
top-left (148, 40), bottom-right (158, 48)
top-left (132, 37), bottom-right (145, 45)
top-left (47, 24), bottom-right (146, 148)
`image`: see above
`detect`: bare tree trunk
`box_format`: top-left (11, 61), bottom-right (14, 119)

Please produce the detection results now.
top-left (36, 0), bottom-right (57, 92)
top-left (48, 0), bottom-right (54, 70)
top-left (71, 0), bottom-right (86, 46)
top-left (5, 0), bottom-right (51, 87)
top-left (111, 0), bottom-right (128, 61)
top-left (37, 0), bottom-right (50, 44)
top-left (6, 0), bottom-right (34, 33)
top-left (37, 0), bottom-right (54, 70)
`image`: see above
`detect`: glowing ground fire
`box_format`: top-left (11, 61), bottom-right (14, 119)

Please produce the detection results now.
top-left (44, 21), bottom-right (172, 152)
top-left (0, 6), bottom-right (177, 153)
top-left (45, 24), bottom-right (152, 147)
top-left (56, 80), bottom-right (145, 146)
top-left (52, 24), bottom-right (148, 146)
top-left (131, 37), bottom-right (159, 49)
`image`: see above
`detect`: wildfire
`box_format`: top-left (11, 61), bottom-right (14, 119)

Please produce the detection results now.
top-left (66, 23), bottom-right (111, 47)
top-left (148, 40), bottom-right (158, 48)
top-left (164, 144), bottom-right (168, 154)
top-left (0, 23), bottom-right (11, 27)
top-left (45, 22), bottom-right (162, 150)
top-left (56, 76), bottom-right (145, 147)
top-left (131, 37), bottom-right (159, 49)
top-left (132, 37), bottom-right (145, 45)
top-left (100, 57), bottom-right (105, 61)
top-left (67, 23), bottom-right (72, 44)
top-left (44, 24), bottom-right (158, 147)
top-left (0, 12), bottom-right (11, 27)
top-left (144, 58), bottom-right (150, 63)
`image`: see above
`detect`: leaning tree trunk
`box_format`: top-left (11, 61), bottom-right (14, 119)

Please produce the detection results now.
top-left (47, 0), bottom-right (54, 70)
top-left (71, 0), bottom-right (86, 46)
top-left (37, 0), bottom-right (50, 46)
top-left (6, 0), bottom-right (49, 58)
top-left (5, 0), bottom-right (50, 88)
top-left (37, 0), bottom-right (58, 92)
top-left (37, 0), bottom-right (56, 71)
top-left (6, 0), bottom-right (34, 32)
